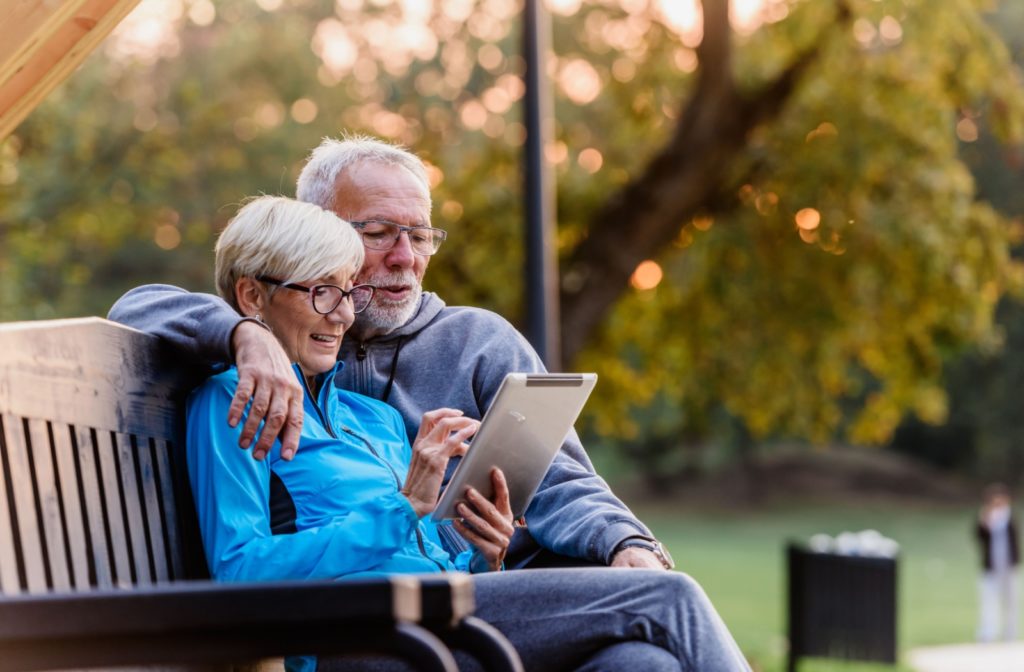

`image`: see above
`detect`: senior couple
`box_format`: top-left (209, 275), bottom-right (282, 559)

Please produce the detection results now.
top-left (110, 136), bottom-right (750, 671)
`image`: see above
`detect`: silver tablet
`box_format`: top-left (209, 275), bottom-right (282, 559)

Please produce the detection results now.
top-left (431, 372), bottom-right (597, 521)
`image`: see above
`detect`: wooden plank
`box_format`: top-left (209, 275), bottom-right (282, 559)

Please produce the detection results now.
top-left (0, 0), bottom-right (142, 140)
top-left (52, 422), bottom-right (92, 589)
top-left (93, 428), bottom-right (132, 587)
top-left (0, 318), bottom-right (191, 440)
top-left (0, 0), bottom-right (92, 84)
top-left (136, 436), bottom-right (169, 583)
top-left (0, 415), bottom-right (23, 592)
top-left (1, 413), bottom-right (48, 592)
top-left (152, 437), bottom-right (185, 581)
top-left (74, 425), bottom-right (111, 588)
top-left (24, 417), bottom-right (71, 590)
top-left (114, 431), bottom-right (152, 585)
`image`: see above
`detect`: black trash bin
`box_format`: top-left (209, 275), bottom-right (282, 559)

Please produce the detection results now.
top-left (786, 543), bottom-right (898, 672)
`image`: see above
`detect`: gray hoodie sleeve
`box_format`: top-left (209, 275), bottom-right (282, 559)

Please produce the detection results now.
top-left (107, 284), bottom-right (245, 368)
top-left (467, 313), bottom-right (654, 564)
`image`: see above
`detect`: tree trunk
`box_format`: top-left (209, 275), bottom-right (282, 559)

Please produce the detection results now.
top-left (559, 0), bottom-right (851, 364)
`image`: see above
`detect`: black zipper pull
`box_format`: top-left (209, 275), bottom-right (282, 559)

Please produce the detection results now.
top-left (356, 342), bottom-right (367, 361)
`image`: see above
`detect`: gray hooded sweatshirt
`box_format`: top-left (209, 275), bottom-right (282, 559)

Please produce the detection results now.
top-left (109, 285), bottom-right (654, 567)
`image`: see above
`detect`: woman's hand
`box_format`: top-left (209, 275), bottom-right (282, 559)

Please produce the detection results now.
top-left (402, 408), bottom-right (479, 518)
top-left (454, 468), bottom-right (515, 572)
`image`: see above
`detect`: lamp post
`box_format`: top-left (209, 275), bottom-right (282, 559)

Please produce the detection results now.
top-left (522, 0), bottom-right (561, 370)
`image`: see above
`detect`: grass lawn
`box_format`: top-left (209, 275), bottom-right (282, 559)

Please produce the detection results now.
top-left (632, 501), bottom-right (983, 672)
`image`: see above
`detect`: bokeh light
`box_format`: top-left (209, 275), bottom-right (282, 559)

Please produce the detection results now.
top-left (796, 208), bottom-right (821, 231)
top-left (631, 260), bottom-right (664, 290)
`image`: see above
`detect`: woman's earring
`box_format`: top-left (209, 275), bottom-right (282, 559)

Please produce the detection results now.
top-left (255, 313), bottom-right (265, 324)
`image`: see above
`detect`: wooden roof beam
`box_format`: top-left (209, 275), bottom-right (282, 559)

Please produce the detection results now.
top-left (0, 0), bottom-right (141, 140)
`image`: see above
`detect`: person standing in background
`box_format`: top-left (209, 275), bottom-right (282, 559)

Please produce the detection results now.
top-left (975, 483), bottom-right (1020, 642)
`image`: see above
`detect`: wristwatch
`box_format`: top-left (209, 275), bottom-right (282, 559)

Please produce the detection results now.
top-left (616, 537), bottom-right (676, 570)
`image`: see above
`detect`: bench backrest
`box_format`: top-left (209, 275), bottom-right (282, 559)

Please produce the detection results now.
top-left (0, 317), bottom-right (207, 595)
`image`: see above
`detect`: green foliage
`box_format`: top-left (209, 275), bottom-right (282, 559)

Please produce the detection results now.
top-left (1, 0), bottom-right (1023, 460)
top-left (578, 0), bottom-right (1024, 449)
top-left (642, 501), bottom-right (978, 671)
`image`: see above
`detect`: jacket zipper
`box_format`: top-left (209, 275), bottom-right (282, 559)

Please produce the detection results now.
top-left (340, 425), bottom-right (447, 573)
top-left (301, 375), bottom-right (337, 438)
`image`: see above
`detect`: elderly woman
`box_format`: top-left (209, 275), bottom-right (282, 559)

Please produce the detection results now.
top-left (186, 196), bottom-right (751, 672)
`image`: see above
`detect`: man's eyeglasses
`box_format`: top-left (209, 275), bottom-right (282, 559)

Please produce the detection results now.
top-left (257, 276), bottom-right (375, 314)
top-left (349, 220), bottom-right (447, 256)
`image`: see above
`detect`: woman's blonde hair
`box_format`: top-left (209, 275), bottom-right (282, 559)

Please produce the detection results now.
top-left (215, 196), bottom-right (364, 311)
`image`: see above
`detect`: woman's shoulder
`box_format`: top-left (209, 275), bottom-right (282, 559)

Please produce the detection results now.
top-left (188, 367), bottom-right (240, 406)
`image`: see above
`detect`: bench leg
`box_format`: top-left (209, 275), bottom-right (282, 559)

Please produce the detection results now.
top-left (394, 622), bottom-right (459, 672)
top-left (441, 616), bottom-right (524, 672)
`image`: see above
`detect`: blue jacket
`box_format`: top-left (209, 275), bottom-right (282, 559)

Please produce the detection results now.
top-left (186, 363), bottom-right (471, 581)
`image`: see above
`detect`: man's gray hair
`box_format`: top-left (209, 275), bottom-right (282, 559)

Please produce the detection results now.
top-left (296, 134), bottom-right (431, 211)
top-left (215, 196), bottom-right (364, 312)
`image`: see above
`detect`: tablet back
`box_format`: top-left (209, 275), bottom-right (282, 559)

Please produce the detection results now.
top-left (432, 373), bottom-right (597, 521)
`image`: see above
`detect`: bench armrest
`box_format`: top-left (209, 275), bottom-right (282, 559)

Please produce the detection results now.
top-left (0, 577), bottom-right (461, 671)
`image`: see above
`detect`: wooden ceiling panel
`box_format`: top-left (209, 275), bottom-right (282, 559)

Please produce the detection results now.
top-left (0, 0), bottom-right (141, 140)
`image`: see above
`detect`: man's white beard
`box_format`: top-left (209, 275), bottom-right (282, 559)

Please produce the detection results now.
top-left (357, 270), bottom-right (423, 336)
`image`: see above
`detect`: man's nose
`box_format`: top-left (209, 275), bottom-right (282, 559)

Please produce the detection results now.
top-left (385, 230), bottom-right (416, 269)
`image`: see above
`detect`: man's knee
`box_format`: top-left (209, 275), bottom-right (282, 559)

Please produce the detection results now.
top-left (660, 571), bottom-right (708, 604)
top-left (575, 641), bottom-right (680, 672)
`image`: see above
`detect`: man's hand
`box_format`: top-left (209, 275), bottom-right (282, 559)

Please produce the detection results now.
top-left (611, 546), bottom-right (668, 570)
top-left (229, 321), bottom-right (304, 461)
top-left (454, 469), bottom-right (515, 572)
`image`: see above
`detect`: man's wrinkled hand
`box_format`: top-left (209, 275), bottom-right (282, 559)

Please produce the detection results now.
top-left (229, 321), bottom-right (304, 461)
top-left (610, 546), bottom-right (667, 570)
top-left (453, 468), bottom-right (515, 572)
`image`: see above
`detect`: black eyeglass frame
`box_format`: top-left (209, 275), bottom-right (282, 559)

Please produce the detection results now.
top-left (348, 220), bottom-right (448, 256)
top-left (256, 276), bottom-right (376, 314)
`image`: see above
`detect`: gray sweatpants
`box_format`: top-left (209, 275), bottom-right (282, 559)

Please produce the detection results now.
top-left (321, 568), bottom-right (751, 672)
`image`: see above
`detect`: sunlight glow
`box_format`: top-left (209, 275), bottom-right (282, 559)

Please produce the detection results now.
top-left (314, 19), bottom-right (358, 76)
top-left (796, 208), bottom-right (821, 231)
top-left (107, 0), bottom-right (183, 62)
top-left (656, 0), bottom-right (781, 46)
top-left (631, 261), bottom-right (664, 291)
top-left (956, 118), bottom-right (979, 143)
top-left (879, 16), bottom-right (903, 45)
top-left (559, 59), bottom-right (602, 105)
top-left (290, 99), bottom-right (319, 124)
top-left (545, 0), bottom-right (583, 16)
top-left (578, 148), bottom-right (603, 174)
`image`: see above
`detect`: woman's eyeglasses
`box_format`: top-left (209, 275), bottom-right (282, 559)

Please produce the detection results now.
top-left (257, 276), bottom-right (375, 314)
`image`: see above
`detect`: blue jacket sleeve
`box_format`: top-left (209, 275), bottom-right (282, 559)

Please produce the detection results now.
top-left (108, 284), bottom-right (247, 369)
top-left (186, 374), bottom-right (421, 582)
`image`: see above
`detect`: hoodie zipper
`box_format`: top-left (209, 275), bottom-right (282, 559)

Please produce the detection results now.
top-left (340, 425), bottom-right (447, 573)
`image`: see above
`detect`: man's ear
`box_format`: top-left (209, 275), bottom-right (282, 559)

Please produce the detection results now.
top-left (234, 277), bottom-right (265, 318)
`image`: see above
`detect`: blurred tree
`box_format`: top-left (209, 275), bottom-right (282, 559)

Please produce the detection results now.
top-left (888, 0), bottom-right (1024, 484)
top-left (1, 0), bottom-right (1022, 466)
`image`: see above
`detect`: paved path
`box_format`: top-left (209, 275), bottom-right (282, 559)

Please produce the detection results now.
top-left (907, 642), bottom-right (1024, 672)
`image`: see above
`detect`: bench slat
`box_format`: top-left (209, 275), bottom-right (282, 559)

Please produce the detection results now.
top-left (74, 425), bottom-right (112, 588)
top-left (153, 437), bottom-right (186, 580)
top-left (115, 431), bottom-right (154, 585)
top-left (94, 429), bottom-right (133, 587)
top-left (0, 416), bottom-right (21, 592)
top-left (24, 418), bottom-right (72, 591)
top-left (51, 423), bottom-right (93, 589)
top-left (1, 413), bottom-right (47, 592)
top-left (136, 436), bottom-right (170, 583)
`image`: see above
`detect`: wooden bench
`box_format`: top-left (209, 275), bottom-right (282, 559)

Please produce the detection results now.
top-left (0, 317), bottom-right (522, 672)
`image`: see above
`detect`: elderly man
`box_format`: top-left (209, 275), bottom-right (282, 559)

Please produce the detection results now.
top-left (109, 135), bottom-right (671, 571)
